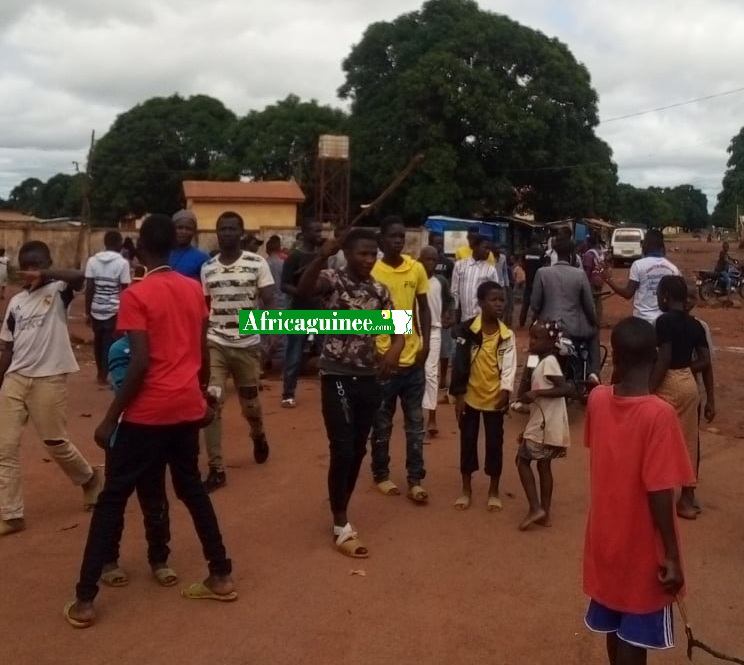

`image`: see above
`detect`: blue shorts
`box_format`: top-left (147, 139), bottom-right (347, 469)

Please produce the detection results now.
top-left (585, 600), bottom-right (674, 651)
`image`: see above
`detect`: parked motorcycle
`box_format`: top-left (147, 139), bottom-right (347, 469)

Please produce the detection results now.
top-left (696, 259), bottom-right (744, 301)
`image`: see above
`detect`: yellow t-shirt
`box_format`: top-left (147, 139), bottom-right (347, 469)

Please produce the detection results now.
top-left (464, 316), bottom-right (512, 411)
top-left (455, 245), bottom-right (496, 265)
top-left (372, 255), bottom-right (429, 367)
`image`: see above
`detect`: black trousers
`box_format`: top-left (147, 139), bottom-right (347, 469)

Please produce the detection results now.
top-left (321, 374), bottom-right (381, 516)
top-left (76, 421), bottom-right (231, 602)
top-left (103, 442), bottom-right (171, 566)
top-left (459, 404), bottom-right (504, 476)
top-left (519, 284), bottom-right (533, 327)
top-left (91, 316), bottom-right (117, 378)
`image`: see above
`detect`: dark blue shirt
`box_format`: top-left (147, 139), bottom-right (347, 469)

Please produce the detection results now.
top-left (169, 246), bottom-right (209, 281)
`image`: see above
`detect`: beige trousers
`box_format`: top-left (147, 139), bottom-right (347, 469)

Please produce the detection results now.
top-left (204, 342), bottom-right (264, 470)
top-left (0, 373), bottom-right (93, 520)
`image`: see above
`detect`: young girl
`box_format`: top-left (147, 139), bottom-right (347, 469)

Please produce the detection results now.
top-left (650, 275), bottom-right (714, 520)
top-left (516, 321), bottom-right (571, 531)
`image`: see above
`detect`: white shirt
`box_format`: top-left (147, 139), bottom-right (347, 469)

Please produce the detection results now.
top-left (84, 250), bottom-right (132, 320)
top-left (451, 258), bottom-right (499, 321)
top-left (427, 276), bottom-right (442, 328)
top-left (628, 256), bottom-right (680, 323)
top-left (0, 281), bottom-right (79, 377)
top-left (523, 354), bottom-right (570, 448)
top-left (201, 251), bottom-right (274, 348)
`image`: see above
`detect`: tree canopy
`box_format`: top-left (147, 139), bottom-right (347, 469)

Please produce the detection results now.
top-left (217, 94), bottom-right (348, 185)
top-left (89, 94), bottom-right (236, 223)
top-left (615, 183), bottom-right (709, 230)
top-left (339, 0), bottom-right (617, 221)
top-left (2, 174), bottom-right (85, 219)
top-left (712, 127), bottom-right (744, 228)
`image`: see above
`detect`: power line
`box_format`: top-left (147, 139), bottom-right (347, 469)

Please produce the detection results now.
top-left (602, 86), bottom-right (744, 124)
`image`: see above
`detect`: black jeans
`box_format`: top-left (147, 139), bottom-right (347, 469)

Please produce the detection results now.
top-left (459, 405), bottom-right (504, 476)
top-left (76, 421), bottom-right (231, 602)
top-left (321, 375), bottom-right (381, 516)
top-left (371, 365), bottom-right (426, 485)
top-left (103, 442), bottom-right (171, 566)
top-left (519, 284), bottom-right (533, 327)
top-left (91, 316), bottom-right (117, 378)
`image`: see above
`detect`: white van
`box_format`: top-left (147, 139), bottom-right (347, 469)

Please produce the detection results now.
top-left (609, 227), bottom-right (645, 267)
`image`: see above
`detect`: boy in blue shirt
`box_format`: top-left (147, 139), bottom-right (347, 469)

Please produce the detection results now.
top-left (169, 210), bottom-right (209, 280)
top-left (99, 322), bottom-right (177, 587)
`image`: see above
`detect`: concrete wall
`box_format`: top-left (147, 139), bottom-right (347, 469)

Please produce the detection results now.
top-left (188, 201), bottom-right (300, 231)
top-left (0, 223), bottom-right (429, 270)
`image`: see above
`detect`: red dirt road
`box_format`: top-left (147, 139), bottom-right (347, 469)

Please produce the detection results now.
top-left (2, 238), bottom-right (743, 665)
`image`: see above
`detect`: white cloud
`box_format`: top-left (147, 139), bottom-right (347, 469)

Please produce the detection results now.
top-left (1, 0), bottom-right (743, 212)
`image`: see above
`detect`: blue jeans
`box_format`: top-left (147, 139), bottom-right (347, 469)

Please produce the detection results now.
top-left (371, 365), bottom-right (426, 485)
top-left (719, 270), bottom-right (732, 293)
top-left (282, 333), bottom-right (308, 399)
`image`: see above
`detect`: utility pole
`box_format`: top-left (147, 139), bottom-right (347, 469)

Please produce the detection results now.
top-left (75, 130), bottom-right (95, 268)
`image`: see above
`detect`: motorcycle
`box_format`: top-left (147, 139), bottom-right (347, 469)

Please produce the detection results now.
top-left (695, 259), bottom-right (744, 301)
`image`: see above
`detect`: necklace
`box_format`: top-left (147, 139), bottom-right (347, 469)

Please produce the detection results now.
top-left (144, 265), bottom-right (172, 278)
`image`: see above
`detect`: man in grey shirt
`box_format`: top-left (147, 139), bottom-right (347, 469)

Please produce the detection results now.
top-left (531, 237), bottom-right (600, 383)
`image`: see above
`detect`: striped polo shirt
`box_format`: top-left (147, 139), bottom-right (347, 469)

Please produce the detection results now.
top-left (201, 251), bottom-right (274, 348)
top-left (451, 258), bottom-right (500, 321)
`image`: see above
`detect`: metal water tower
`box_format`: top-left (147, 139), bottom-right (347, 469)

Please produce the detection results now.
top-left (315, 135), bottom-right (350, 227)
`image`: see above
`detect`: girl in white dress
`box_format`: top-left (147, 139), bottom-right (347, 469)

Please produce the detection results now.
top-left (516, 321), bottom-right (571, 531)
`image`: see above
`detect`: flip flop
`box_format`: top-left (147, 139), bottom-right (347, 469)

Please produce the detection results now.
top-left (63, 601), bottom-right (93, 629)
top-left (487, 496), bottom-right (503, 512)
top-left (181, 582), bottom-right (238, 602)
top-left (407, 485), bottom-right (429, 504)
top-left (453, 495), bottom-right (471, 511)
top-left (153, 567), bottom-right (179, 587)
top-left (334, 524), bottom-right (369, 559)
top-left (376, 480), bottom-right (400, 496)
top-left (100, 567), bottom-right (129, 587)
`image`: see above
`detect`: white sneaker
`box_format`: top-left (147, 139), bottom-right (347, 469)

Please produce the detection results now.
top-left (588, 373), bottom-right (600, 386)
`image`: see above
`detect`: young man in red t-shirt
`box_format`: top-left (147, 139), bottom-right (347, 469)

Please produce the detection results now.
top-left (65, 215), bottom-right (236, 629)
top-left (583, 316), bottom-right (695, 664)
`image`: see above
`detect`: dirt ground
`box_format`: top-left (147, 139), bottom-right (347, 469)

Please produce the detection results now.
top-left (3, 237), bottom-right (743, 665)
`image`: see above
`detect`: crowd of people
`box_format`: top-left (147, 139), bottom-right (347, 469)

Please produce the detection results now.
top-left (0, 211), bottom-right (720, 664)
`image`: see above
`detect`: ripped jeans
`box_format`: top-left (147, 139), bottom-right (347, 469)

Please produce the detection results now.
top-left (203, 342), bottom-right (264, 471)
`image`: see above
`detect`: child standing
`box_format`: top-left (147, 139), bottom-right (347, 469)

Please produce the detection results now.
top-left (98, 330), bottom-right (178, 588)
top-left (0, 241), bottom-right (102, 536)
top-left (685, 283), bottom-right (716, 508)
top-left (449, 281), bottom-right (516, 511)
top-left (516, 321), bottom-right (570, 530)
top-left (584, 317), bottom-right (694, 664)
top-left (650, 276), bottom-right (714, 520)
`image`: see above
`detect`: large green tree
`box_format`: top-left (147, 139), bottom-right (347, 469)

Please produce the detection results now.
top-left (218, 94), bottom-right (348, 187)
top-left (616, 183), bottom-right (709, 229)
top-left (89, 94), bottom-right (236, 223)
top-left (35, 173), bottom-right (86, 219)
top-left (712, 127), bottom-right (744, 228)
top-left (8, 177), bottom-right (44, 214)
top-left (339, 0), bottom-right (617, 221)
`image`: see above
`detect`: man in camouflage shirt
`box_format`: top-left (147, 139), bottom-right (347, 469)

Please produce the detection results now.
top-left (297, 228), bottom-right (403, 559)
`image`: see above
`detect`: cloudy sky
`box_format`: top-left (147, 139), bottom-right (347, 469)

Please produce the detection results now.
top-left (2, 0), bottom-right (744, 212)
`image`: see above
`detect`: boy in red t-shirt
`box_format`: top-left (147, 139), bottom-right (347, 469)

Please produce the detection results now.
top-left (583, 317), bottom-right (695, 664)
top-left (65, 215), bottom-right (236, 629)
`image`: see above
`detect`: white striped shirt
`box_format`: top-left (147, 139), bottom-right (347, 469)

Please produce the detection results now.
top-left (451, 258), bottom-right (500, 321)
top-left (201, 251), bottom-right (274, 348)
